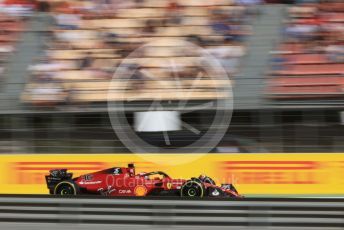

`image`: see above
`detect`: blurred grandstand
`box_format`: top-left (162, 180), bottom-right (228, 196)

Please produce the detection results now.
top-left (0, 0), bottom-right (343, 154)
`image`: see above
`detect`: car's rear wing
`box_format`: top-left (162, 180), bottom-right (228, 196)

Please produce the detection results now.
top-left (45, 169), bottom-right (73, 194)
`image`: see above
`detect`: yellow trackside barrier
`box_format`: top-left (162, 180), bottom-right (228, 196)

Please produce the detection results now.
top-left (0, 153), bottom-right (343, 195)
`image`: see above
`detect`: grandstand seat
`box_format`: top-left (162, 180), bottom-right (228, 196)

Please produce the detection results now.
top-left (268, 85), bottom-right (343, 99)
top-left (275, 64), bottom-right (344, 75)
top-left (268, 76), bottom-right (344, 87)
top-left (283, 54), bottom-right (329, 64)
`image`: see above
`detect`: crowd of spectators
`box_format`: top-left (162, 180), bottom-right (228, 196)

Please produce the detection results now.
top-left (268, 1), bottom-right (344, 100)
top-left (15, 0), bottom-right (259, 107)
top-left (2, 0), bottom-right (342, 106)
top-left (0, 0), bottom-right (28, 85)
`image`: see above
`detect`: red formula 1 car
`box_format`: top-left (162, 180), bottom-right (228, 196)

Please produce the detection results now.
top-left (45, 163), bottom-right (241, 198)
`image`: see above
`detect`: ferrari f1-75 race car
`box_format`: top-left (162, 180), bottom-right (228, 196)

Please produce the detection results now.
top-left (45, 163), bottom-right (241, 198)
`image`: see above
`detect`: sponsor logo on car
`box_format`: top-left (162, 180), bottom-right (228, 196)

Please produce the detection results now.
top-left (119, 189), bottom-right (132, 194)
top-left (79, 180), bottom-right (102, 185)
top-left (83, 174), bottom-right (93, 181)
top-left (134, 185), bottom-right (147, 196)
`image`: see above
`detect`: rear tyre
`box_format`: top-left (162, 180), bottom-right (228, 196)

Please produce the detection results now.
top-left (181, 181), bottom-right (204, 197)
top-left (54, 181), bottom-right (78, 195)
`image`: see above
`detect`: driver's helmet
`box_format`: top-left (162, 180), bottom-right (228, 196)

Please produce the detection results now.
top-left (199, 174), bottom-right (207, 180)
top-left (199, 174), bottom-right (216, 185)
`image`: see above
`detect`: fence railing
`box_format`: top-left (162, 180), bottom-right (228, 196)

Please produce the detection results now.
top-left (0, 196), bottom-right (344, 229)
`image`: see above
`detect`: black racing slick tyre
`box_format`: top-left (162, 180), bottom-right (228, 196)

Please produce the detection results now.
top-left (54, 180), bottom-right (78, 195)
top-left (181, 180), bottom-right (204, 198)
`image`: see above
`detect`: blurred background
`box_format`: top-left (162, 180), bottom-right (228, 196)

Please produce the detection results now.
top-left (0, 0), bottom-right (343, 154)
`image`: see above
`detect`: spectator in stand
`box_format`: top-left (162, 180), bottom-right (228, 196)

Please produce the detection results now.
top-left (95, 0), bottom-right (121, 11)
top-left (129, 64), bottom-right (146, 91)
top-left (79, 52), bottom-right (94, 69)
top-left (28, 58), bottom-right (70, 73)
top-left (227, 22), bottom-right (246, 42)
top-left (164, 0), bottom-right (183, 26)
top-left (97, 27), bottom-right (119, 48)
top-left (134, 0), bottom-right (144, 7)
top-left (284, 21), bottom-right (319, 41)
top-left (55, 12), bottom-right (81, 30)
top-left (0, 0), bottom-right (35, 16)
top-left (235, 0), bottom-right (264, 17)
top-left (206, 45), bottom-right (245, 74)
top-left (141, 20), bottom-right (157, 36)
top-left (0, 44), bottom-right (14, 53)
top-left (117, 63), bottom-right (144, 88)
top-left (325, 43), bottom-right (344, 63)
top-left (211, 18), bottom-right (231, 41)
top-left (211, 18), bottom-right (245, 43)
top-left (295, 0), bottom-right (320, 3)
top-left (235, 0), bottom-right (263, 5)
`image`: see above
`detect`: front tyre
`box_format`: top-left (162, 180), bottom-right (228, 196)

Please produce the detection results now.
top-left (181, 181), bottom-right (204, 197)
top-left (54, 181), bottom-right (78, 195)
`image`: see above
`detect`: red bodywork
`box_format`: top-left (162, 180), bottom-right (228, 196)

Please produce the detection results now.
top-left (46, 164), bottom-right (242, 198)
top-left (75, 167), bottom-right (186, 196)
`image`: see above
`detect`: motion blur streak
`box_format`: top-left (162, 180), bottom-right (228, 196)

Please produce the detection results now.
top-left (0, 153), bottom-right (343, 195)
